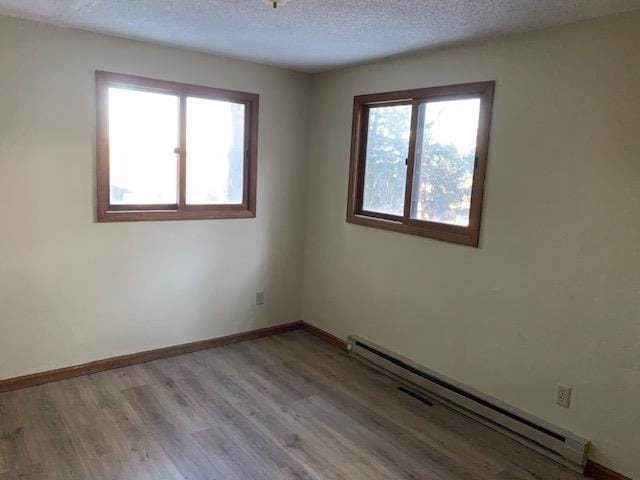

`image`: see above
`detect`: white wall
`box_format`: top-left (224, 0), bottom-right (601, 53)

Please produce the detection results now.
top-left (302, 12), bottom-right (640, 478)
top-left (0, 16), bottom-right (310, 379)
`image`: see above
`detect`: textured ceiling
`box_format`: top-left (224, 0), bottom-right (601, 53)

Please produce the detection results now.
top-left (1, 0), bottom-right (639, 71)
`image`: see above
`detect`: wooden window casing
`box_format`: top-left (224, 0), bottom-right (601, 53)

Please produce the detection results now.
top-left (346, 81), bottom-right (495, 247)
top-left (96, 71), bottom-right (259, 222)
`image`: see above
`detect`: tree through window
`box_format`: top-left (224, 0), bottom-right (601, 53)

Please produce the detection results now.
top-left (347, 82), bottom-right (495, 247)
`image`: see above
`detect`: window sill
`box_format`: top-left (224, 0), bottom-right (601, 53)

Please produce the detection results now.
top-left (97, 207), bottom-right (256, 223)
top-left (346, 213), bottom-right (479, 247)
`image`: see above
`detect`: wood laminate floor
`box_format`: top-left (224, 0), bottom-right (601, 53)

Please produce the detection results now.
top-left (0, 330), bottom-right (586, 479)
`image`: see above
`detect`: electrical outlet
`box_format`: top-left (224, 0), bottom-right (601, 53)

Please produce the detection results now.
top-left (557, 385), bottom-right (572, 408)
top-left (255, 291), bottom-right (265, 306)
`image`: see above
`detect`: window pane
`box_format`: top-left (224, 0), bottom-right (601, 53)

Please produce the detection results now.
top-left (362, 104), bottom-right (411, 216)
top-left (186, 97), bottom-right (245, 205)
top-left (410, 98), bottom-right (480, 226)
top-left (108, 87), bottom-right (179, 204)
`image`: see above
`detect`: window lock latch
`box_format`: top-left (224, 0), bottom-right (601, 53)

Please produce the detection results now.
top-left (173, 147), bottom-right (181, 154)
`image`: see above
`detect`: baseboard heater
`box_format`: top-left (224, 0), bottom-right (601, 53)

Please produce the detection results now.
top-left (347, 335), bottom-right (590, 473)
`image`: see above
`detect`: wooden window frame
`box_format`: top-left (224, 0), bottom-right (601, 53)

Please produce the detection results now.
top-left (96, 71), bottom-right (259, 222)
top-left (346, 81), bottom-right (495, 247)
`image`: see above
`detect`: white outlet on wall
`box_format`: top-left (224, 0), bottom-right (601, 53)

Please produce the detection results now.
top-left (256, 291), bottom-right (265, 306)
top-left (557, 385), bottom-right (572, 408)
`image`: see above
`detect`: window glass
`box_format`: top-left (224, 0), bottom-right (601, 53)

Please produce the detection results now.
top-left (362, 104), bottom-right (412, 216)
top-left (410, 98), bottom-right (480, 226)
top-left (186, 98), bottom-right (245, 205)
top-left (108, 87), bottom-right (179, 205)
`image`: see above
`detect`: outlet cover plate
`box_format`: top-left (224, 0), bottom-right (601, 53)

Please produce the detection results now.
top-left (557, 385), bottom-right (572, 408)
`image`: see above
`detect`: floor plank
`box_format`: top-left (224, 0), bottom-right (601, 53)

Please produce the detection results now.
top-left (0, 331), bottom-right (586, 479)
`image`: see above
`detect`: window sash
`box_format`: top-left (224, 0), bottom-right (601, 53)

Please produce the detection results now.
top-left (347, 81), bottom-right (494, 247)
top-left (96, 71), bottom-right (259, 222)
top-left (357, 101), bottom-right (413, 220)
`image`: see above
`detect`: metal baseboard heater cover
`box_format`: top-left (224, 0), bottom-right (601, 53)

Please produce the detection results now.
top-left (347, 335), bottom-right (590, 473)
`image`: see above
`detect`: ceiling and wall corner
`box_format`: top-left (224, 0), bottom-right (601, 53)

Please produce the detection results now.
top-left (0, 0), bottom-right (639, 71)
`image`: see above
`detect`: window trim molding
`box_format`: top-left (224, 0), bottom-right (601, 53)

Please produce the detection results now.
top-left (346, 81), bottom-right (495, 247)
top-left (95, 70), bottom-right (259, 223)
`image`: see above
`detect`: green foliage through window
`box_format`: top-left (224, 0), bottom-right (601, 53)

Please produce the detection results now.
top-left (360, 98), bottom-right (479, 226)
top-left (362, 105), bottom-right (411, 216)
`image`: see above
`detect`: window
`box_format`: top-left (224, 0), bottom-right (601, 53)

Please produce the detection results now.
top-left (347, 81), bottom-right (494, 247)
top-left (96, 71), bottom-right (259, 222)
